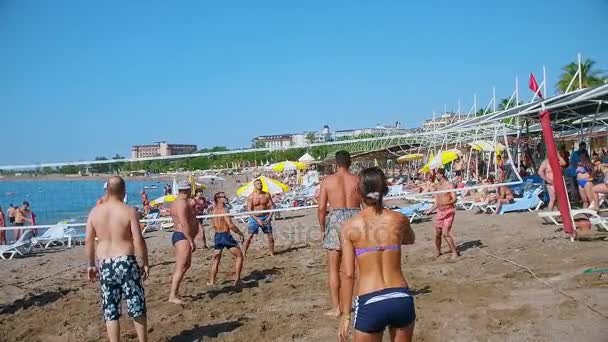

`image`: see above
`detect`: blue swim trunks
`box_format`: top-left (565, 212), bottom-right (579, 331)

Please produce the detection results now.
top-left (214, 232), bottom-right (238, 250)
top-left (353, 287), bottom-right (415, 333)
top-left (171, 231), bottom-right (187, 246)
top-left (248, 215), bottom-right (272, 234)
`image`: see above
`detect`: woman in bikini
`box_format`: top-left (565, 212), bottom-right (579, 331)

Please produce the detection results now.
top-left (576, 155), bottom-right (596, 209)
top-left (339, 167), bottom-right (416, 342)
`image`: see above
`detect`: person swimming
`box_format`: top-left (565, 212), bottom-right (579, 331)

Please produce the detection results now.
top-left (339, 167), bottom-right (416, 342)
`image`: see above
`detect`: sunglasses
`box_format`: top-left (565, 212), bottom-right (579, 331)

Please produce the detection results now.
top-left (216, 195), bottom-right (226, 199)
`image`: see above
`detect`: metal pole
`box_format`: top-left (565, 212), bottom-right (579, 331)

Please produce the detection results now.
top-left (542, 66), bottom-right (547, 99)
top-left (578, 52), bottom-right (583, 90)
top-left (492, 86), bottom-right (496, 112)
top-left (515, 76), bottom-right (519, 105)
top-left (474, 93), bottom-right (477, 116)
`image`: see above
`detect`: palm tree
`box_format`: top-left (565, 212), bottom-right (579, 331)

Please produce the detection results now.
top-left (497, 98), bottom-right (523, 111)
top-left (305, 132), bottom-right (316, 145)
top-left (556, 59), bottom-right (606, 93)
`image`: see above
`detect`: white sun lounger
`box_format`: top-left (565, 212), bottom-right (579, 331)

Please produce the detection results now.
top-left (0, 230), bottom-right (35, 260)
top-left (32, 224), bottom-right (71, 248)
top-left (538, 209), bottom-right (602, 226)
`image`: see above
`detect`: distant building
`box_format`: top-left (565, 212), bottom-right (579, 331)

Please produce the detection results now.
top-left (131, 141), bottom-right (197, 159)
top-left (251, 134), bottom-right (293, 149)
top-left (250, 122), bottom-right (408, 148)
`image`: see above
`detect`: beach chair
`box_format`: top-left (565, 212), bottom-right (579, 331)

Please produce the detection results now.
top-left (32, 224), bottom-right (70, 248)
top-left (538, 209), bottom-right (604, 227)
top-left (492, 186), bottom-right (544, 215)
top-left (0, 230), bottom-right (35, 260)
top-left (393, 202), bottom-right (433, 223)
top-left (142, 212), bottom-right (161, 234)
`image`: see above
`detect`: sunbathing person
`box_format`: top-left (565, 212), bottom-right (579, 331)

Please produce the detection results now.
top-left (493, 186), bottom-right (514, 215)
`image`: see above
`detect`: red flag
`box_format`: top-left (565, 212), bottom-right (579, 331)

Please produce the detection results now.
top-left (529, 73), bottom-right (543, 99)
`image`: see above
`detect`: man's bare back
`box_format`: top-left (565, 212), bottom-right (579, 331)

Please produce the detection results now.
top-left (88, 200), bottom-right (140, 259)
top-left (321, 172), bottom-right (362, 209)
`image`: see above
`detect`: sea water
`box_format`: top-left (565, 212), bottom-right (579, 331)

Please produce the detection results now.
top-left (0, 180), bottom-right (167, 227)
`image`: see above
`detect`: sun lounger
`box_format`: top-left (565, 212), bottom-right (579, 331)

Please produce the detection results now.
top-left (142, 212), bottom-right (162, 234)
top-left (32, 224), bottom-right (70, 248)
top-left (0, 230), bottom-right (35, 260)
top-left (491, 186), bottom-right (544, 215)
top-left (538, 209), bottom-right (603, 226)
top-left (393, 202), bottom-right (433, 223)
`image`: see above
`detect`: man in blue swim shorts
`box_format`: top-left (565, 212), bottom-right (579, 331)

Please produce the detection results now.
top-left (243, 179), bottom-right (276, 257)
top-left (168, 181), bottom-right (198, 304)
top-left (208, 192), bottom-right (245, 286)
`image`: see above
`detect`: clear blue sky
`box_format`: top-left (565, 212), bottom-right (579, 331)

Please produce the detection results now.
top-left (2, 0), bottom-right (607, 165)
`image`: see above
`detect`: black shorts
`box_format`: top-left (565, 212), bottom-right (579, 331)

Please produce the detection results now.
top-left (454, 170), bottom-right (463, 177)
top-left (9, 217), bottom-right (15, 224)
top-left (14, 222), bottom-right (24, 227)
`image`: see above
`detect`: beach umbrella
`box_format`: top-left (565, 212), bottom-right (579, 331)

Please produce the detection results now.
top-left (419, 149), bottom-right (462, 173)
top-left (469, 140), bottom-right (505, 153)
top-left (271, 161), bottom-right (308, 172)
top-left (397, 153), bottom-right (424, 163)
top-left (236, 176), bottom-right (289, 197)
top-left (298, 153), bottom-right (315, 163)
top-left (150, 194), bottom-right (177, 206)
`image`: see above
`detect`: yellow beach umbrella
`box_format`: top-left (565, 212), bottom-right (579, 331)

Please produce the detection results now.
top-left (271, 161), bottom-right (308, 172)
top-left (469, 140), bottom-right (505, 153)
top-left (397, 153), bottom-right (424, 163)
top-left (236, 176), bottom-right (289, 197)
top-left (150, 194), bottom-right (177, 206)
top-left (419, 149), bottom-right (461, 173)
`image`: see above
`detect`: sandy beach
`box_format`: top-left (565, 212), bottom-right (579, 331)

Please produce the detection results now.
top-left (1, 206), bottom-right (607, 341)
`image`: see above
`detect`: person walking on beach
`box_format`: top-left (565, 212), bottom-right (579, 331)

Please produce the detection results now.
top-left (425, 168), bottom-right (459, 259)
top-left (7, 204), bottom-right (16, 225)
top-left (168, 181), bottom-right (197, 304)
top-left (192, 190), bottom-right (208, 248)
top-left (85, 176), bottom-right (150, 342)
top-left (538, 153), bottom-right (568, 211)
top-left (14, 201), bottom-right (33, 240)
top-left (318, 150), bottom-right (362, 317)
top-left (339, 167), bottom-right (416, 342)
top-left (141, 190), bottom-right (148, 206)
top-left (208, 192), bottom-right (245, 286)
top-left (243, 179), bottom-right (275, 257)
top-left (0, 206), bottom-right (6, 245)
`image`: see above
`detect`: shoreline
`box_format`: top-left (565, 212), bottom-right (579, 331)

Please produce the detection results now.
top-left (0, 174), bottom-right (176, 182)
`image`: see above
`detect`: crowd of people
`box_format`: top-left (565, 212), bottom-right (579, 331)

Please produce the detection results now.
top-left (0, 201), bottom-right (37, 244)
top-left (85, 150), bottom-right (423, 342)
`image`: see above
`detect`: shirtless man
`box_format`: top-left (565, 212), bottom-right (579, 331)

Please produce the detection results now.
top-left (7, 204), bottom-right (16, 225)
top-left (425, 168), bottom-right (459, 259)
top-left (318, 150), bottom-right (362, 317)
top-left (85, 176), bottom-right (149, 342)
top-left (168, 181), bottom-right (198, 304)
top-left (494, 186), bottom-right (514, 215)
top-left (208, 192), bottom-right (245, 286)
top-left (243, 179), bottom-right (275, 256)
top-left (538, 154), bottom-right (568, 211)
top-left (191, 190), bottom-right (208, 248)
top-left (14, 201), bottom-right (33, 240)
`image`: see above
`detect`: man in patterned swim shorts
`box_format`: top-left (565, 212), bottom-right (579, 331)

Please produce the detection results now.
top-left (425, 168), bottom-right (460, 260)
top-left (318, 150), bottom-right (362, 317)
top-left (86, 176), bottom-right (150, 342)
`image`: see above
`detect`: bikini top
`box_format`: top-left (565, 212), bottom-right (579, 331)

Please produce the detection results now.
top-left (576, 166), bottom-right (591, 174)
top-left (355, 245), bottom-right (400, 257)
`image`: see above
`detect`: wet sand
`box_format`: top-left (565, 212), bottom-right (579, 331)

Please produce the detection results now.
top-left (1, 209), bottom-right (607, 341)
